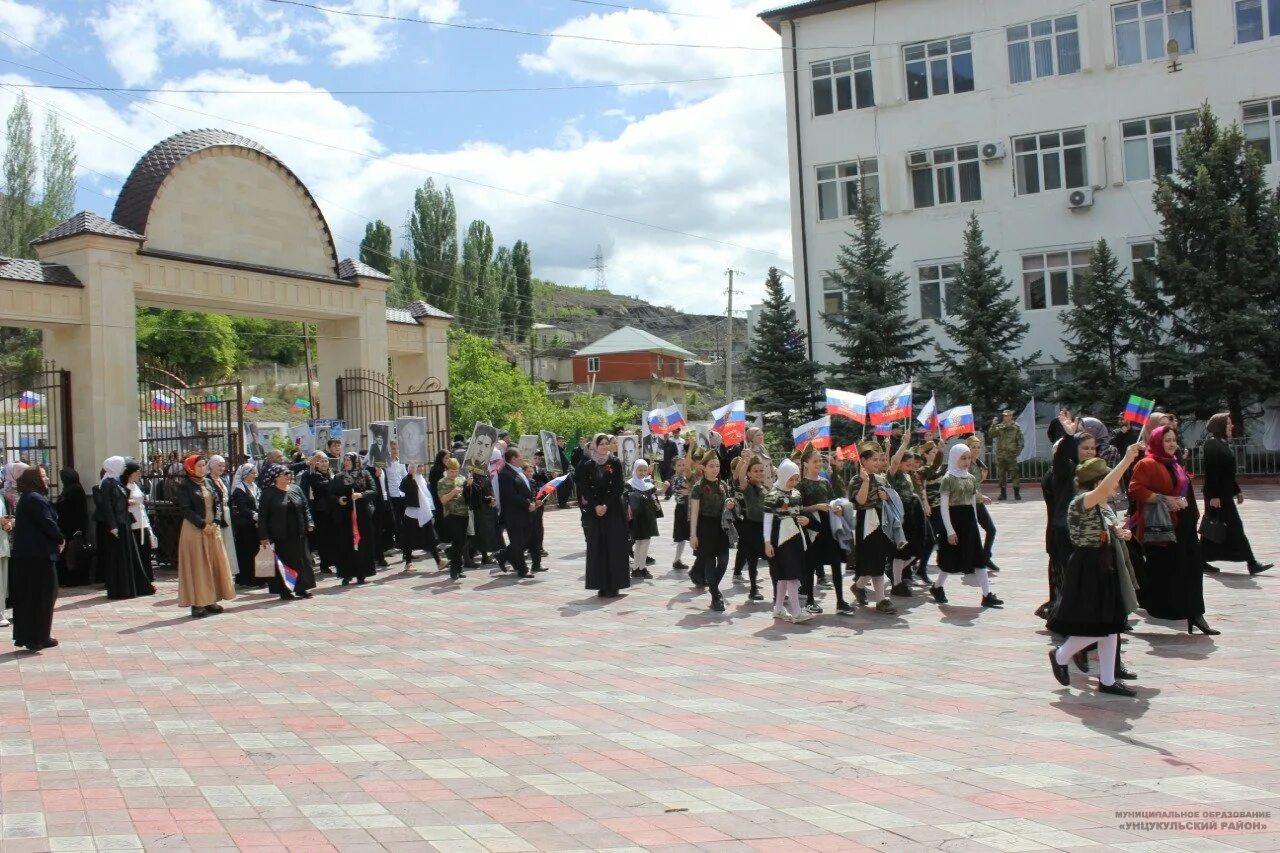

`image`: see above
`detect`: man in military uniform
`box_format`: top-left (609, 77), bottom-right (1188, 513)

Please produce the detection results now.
top-left (989, 409), bottom-right (1025, 500)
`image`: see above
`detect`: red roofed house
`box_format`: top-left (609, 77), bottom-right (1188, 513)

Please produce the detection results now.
top-left (571, 326), bottom-right (697, 409)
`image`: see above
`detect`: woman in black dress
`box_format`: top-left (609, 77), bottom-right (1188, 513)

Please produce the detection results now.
top-left (796, 446), bottom-right (850, 615)
top-left (54, 467), bottom-right (92, 586)
top-left (94, 456), bottom-right (154, 600)
top-left (427, 450), bottom-right (448, 520)
top-left (578, 434), bottom-right (630, 598)
top-left (301, 453), bottom-right (340, 574)
top-left (1200, 413), bottom-right (1271, 575)
top-left (258, 465), bottom-right (316, 600)
top-left (230, 463), bottom-right (264, 587)
top-left (332, 453), bottom-right (376, 585)
top-left (401, 463), bottom-right (445, 571)
top-left (468, 460), bottom-right (503, 567)
top-left (10, 465), bottom-right (63, 652)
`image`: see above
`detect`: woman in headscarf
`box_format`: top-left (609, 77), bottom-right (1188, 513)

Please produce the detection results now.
top-left (930, 443), bottom-right (1003, 608)
top-left (331, 452), bottom-right (376, 585)
top-left (54, 467), bottom-right (92, 586)
top-left (401, 462), bottom-right (445, 571)
top-left (0, 467), bottom-right (11, 629)
top-left (1037, 410), bottom-right (1098, 621)
top-left (578, 433), bottom-right (630, 598)
top-left (1047, 444), bottom-right (1143, 696)
top-left (626, 459), bottom-right (660, 582)
top-left (437, 457), bottom-right (470, 580)
top-left (206, 456), bottom-right (239, 584)
top-left (1079, 418), bottom-right (1118, 464)
top-left (1200, 413), bottom-right (1271, 576)
top-left (964, 434), bottom-right (1000, 573)
top-left (300, 452), bottom-right (339, 574)
top-left (230, 463), bottom-right (264, 587)
top-left (1129, 426), bottom-right (1217, 634)
top-left (95, 456), bottom-right (154, 600)
top-left (10, 465), bottom-right (62, 651)
top-left (468, 451), bottom-right (504, 567)
top-left (427, 450), bottom-right (449, 520)
top-left (125, 461), bottom-right (155, 583)
top-left (174, 454), bottom-right (236, 618)
top-left (258, 464), bottom-right (316, 601)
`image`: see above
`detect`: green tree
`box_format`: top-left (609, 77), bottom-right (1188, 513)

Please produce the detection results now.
top-left (461, 219), bottom-right (495, 333)
top-left (743, 266), bottom-right (822, 441)
top-left (492, 246), bottom-right (517, 338)
top-left (933, 213), bottom-right (1040, 425)
top-left (512, 240), bottom-right (533, 343)
top-left (231, 318), bottom-right (305, 366)
top-left (35, 113), bottom-right (75, 236)
top-left (358, 219), bottom-right (393, 275)
top-left (1053, 239), bottom-right (1147, 414)
top-left (0, 94), bottom-right (37, 257)
top-left (1147, 103), bottom-right (1280, 429)
top-left (137, 309), bottom-right (241, 381)
top-left (388, 248), bottom-right (419, 305)
top-left (406, 179), bottom-right (459, 313)
top-left (823, 186), bottom-right (931, 391)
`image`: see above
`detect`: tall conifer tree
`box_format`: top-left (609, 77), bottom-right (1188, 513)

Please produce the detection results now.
top-left (744, 267), bottom-right (822, 440)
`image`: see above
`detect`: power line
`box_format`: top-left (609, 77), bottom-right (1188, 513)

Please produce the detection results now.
top-left (563, 0), bottom-right (727, 19)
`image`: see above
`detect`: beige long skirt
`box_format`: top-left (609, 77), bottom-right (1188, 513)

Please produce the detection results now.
top-left (177, 521), bottom-right (236, 607)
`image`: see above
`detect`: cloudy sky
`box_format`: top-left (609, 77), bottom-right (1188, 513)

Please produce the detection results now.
top-left (0, 0), bottom-right (793, 314)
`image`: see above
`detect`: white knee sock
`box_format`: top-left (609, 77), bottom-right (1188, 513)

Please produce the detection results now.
top-left (934, 571), bottom-right (951, 588)
top-left (1098, 634), bottom-right (1119, 686)
top-left (1055, 635), bottom-right (1095, 666)
top-left (891, 559), bottom-right (906, 585)
top-left (784, 581), bottom-right (802, 617)
top-left (633, 539), bottom-right (650, 572)
top-left (675, 541), bottom-right (687, 561)
top-left (977, 568), bottom-right (991, 595)
top-left (773, 581), bottom-right (786, 612)
top-left (872, 576), bottom-right (886, 602)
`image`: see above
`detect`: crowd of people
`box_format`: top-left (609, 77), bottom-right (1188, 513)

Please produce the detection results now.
top-left (3, 410), bottom-right (1271, 698)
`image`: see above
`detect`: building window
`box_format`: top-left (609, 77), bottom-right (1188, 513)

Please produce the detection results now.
top-left (1007, 15), bottom-right (1081, 83)
top-left (811, 54), bottom-right (874, 116)
top-left (1113, 0), bottom-right (1195, 67)
top-left (1014, 129), bottom-right (1088, 195)
top-left (904, 36), bottom-right (974, 101)
top-left (909, 144), bottom-right (981, 209)
top-left (586, 356), bottom-right (600, 373)
top-left (1022, 249), bottom-right (1092, 310)
top-left (1122, 111), bottom-right (1199, 181)
top-left (918, 262), bottom-right (961, 320)
top-left (822, 273), bottom-right (843, 315)
top-left (1243, 97), bottom-right (1280, 162)
top-left (657, 355), bottom-right (664, 371)
top-left (817, 159), bottom-right (879, 220)
top-left (1130, 241), bottom-right (1158, 291)
top-left (1235, 0), bottom-right (1280, 42)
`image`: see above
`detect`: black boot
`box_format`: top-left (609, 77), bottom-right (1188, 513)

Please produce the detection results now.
top-left (998, 488), bottom-right (1007, 501)
top-left (1014, 486), bottom-right (1022, 501)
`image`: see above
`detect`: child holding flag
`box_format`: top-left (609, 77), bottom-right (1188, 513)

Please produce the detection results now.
top-left (931, 444), bottom-right (1003, 608)
top-left (670, 455), bottom-right (692, 570)
top-left (798, 446), bottom-right (852, 615)
top-left (847, 442), bottom-right (898, 615)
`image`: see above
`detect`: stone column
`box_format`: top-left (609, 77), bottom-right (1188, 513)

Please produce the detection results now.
top-left (316, 273), bottom-right (390, 434)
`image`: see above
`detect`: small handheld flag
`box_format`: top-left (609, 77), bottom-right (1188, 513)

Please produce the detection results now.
top-left (917, 393), bottom-right (939, 433)
top-left (1123, 394), bottom-right (1155, 425)
top-left (834, 443), bottom-right (861, 464)
top-left (867, 383), bottom-right (913, 426)
top-left (17, 391), bottom-right (42, 410)
top-left (711, 400), bottom-right (747, 446)
top-left (793, 415), bottom-right (832, 449)
top-left (537, 473), bottom-right (569, 500)
top-left (351, 506), bottom-right (361, 549)
top-left (245, 396), bottom-right (264, 412)
top-left (200, 395), bottom-right (221, 411)
top-left (825, 389), bottom-right (867, 424)
top-left (290, 398), bottom-right (311, 413)
top-left (150, 392), bottom-right (174, 412)
top-left (939, 405), bottom-right (975, 440)
top-left (275, 555), bottom-right (299, 593)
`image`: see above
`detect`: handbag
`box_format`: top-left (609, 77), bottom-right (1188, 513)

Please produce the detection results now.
top-left (1141, 500), bottom-right (1177, 546)
top-left (1200, 508), bottom-right (1228, 545)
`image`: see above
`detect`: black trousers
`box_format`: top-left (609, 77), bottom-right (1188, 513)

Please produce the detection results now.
top-left (442, 515), bottom-right (468, 576)
top-left (977, 503), bottom-right (996, 566)
top-left (503, 524), bottom-right (530, 575)
top-left (692, 516), bottom-right (730, 601)
top-left (527, 515), bottom-right (544, 568)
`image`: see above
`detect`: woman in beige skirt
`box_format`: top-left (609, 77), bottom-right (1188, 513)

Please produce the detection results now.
top-left (175, 454), bottom-right (235, 618)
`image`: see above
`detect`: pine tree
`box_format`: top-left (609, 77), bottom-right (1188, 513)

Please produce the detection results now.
top-left (744, 267), bottom-right (822, 441)
top-left (511, 240), bottom-right (533, 343)
top-left (934, 213), bottom-right (1040, 426)
top-left (1148, 102), bottom-right (1280, 429)
top-left (1053, 239), bottom-right (1146, 414)
top-left (823, 185), bottom-right (931, 392)
top-left (358, 219), bottom-right (394, 275)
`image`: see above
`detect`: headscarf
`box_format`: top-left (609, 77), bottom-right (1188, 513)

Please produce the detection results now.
top-left (15, 466), bottom-right (44, 494)
top-left (1147, 425), bottom-right (1190, 497)
top-left (1075, 457), bottom-right (1109, 487)
top-left (209, 455), bottom-right (226, 475)
top-left (628, 459), bottom-right (653, 492)
top-left (5, 461), bottom-right (29, 507)
top-left (232, 463), bottom-right (258, 498)
top-left (946, 443), bottom-right (972, 479)
top-left (590, 433), bottom-right (610, 464)
top-left (183, 454), bottom-right (203, 479)
top-left (406, 468), bottom-right (434, 527)
top-left (1079, 417), bottom-right (1110, 445)
top-left (102, 456), bottom-right (126, 482)
top-left (262, 463), bottom-right (290, 488)
top-left (776, 458), bottom-right (800, 490)
top-left (1205, 413), bottom-right (1230, 439)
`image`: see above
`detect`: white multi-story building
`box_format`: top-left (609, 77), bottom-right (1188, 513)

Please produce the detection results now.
top-left (759, 0), bottom-right (1280, 384)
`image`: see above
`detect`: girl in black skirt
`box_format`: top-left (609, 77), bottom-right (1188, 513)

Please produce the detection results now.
top-left (848, 442), bottom-right (897, 615)
top-left (732, 456), bottom-right (767, 602)
top-left (887, 446), bottom-right (926, 597)
top-left (797, 446), bottom-right (851, 615)
top-left (1048, 446), bottom-right (1142, 696)
top-left (258, 465), bottom-right (317, 601)
top-left (764, 459), bottom-right (812, 622)
top-left (626, 459), bottom-right (659, 580)
top-left (670, 455), bottom-right (693, 570)
top-left (689, 452), bottom-right (735, 612)
top-left (931, 444), bottom-right (1002, 608)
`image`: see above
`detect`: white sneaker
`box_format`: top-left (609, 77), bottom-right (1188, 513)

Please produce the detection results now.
top-left (793, 610), bottom-right (814, 623)
top-left (772, 608), bottom-right (789, 620)
top-left (0, 617), bottom-right (8, 627)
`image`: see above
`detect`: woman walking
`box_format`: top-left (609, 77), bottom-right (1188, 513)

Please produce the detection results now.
top-left (931, 444), bottom-right (1003, 608)
top-left (887, 446), bottom-right (926, 597)
top-left (10, 465), bottom-right (63, 651)
top-left (258, 465), bottom-right (316, 601)
top-left (578, 434), bottom-right (630, 599)
top-left (764, 459), bottom-right (813, 622)
top-left (401, 462), bottom-right (445, 571)
top-left (125, 462), bottom-right (155, 583)
top-left (797, 446), bottom-right (850, 614)
top-left (95, 456), bottom-right (154, 600)
top-left (301, 453), bottom-right (339, 575)
top-left (230, 463), bottom-right (264, 587)
top-left (332, 453), bottom-right (377, 585)
top-left (175, 455), bottom-right (236, 618)
top-left (206, 456), bottom-right (240, 584)
top-left (1048, 444), bottom-right (1142, 696)
top-left (626, 459), bottom-right (660, 581)
top-left (732, 456), bottom-right (767, 602)
top-left (1200, 413), bottom-right (1271, 575)
top-left (965, 435), bottom-right (999, 572)
top-left (689, 452), bottom-right (736, 612)
top-left (437, 458), bottom-right (470, 580)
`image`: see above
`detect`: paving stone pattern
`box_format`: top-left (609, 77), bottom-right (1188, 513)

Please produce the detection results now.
top-left (2, 489), bottom-right (1279, 851)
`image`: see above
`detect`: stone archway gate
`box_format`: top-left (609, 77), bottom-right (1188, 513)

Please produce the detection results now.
top-left (0, 129), bottom-right (450, 482)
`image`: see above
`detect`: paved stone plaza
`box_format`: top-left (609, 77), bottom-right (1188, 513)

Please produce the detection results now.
top-left (2, 490), bottom-right (1278, 852)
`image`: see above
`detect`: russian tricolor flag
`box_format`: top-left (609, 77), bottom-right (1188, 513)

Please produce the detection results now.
top-left (275, 555), bottom-right (298, 593)
top-left (793, 415), bottom-right (832, 449)
top-left (1123, 394), bottom-right (1155, 425)
top-left (939, 405), bottom-right (975, 440)
top-left (834, 443), bottom-right (860, 463)
top-left (917, 393), bottom-right (939, 434)
top-left (825, 389), bottom-right (867, 424)
top-left (647, 405), bottom-right (685, 436)
top-left (711, 400), bottom-right (747, 446)
top-left (17, 391), bottom-right (42, 410)
top-left (867, 383), bottom-right (912, 426)
top-left (246, 396), bottom-right (264, 412)
top-left (536, 473), bottom-right (570, 500)
top-left (151, 392), bottom-right (174, 411)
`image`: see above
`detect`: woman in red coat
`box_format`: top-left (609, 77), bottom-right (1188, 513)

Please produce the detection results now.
top-left (1128, 426), bottom-right (1217, 634)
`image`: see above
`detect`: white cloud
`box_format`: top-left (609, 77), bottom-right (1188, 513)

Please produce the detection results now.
top-left (0, 0), bottom-right (65, 48)
top-left (316, 0), bottom-right (461, 67)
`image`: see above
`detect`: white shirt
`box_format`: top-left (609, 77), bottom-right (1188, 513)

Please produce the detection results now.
top-left (386, 460), bottom-right (408, 498)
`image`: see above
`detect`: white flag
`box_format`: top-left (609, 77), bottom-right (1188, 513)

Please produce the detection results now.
top-left (1016, 398), bottom-right (1038, 462)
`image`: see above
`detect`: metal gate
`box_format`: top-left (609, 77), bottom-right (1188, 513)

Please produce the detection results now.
top-left (0, 361), bottom-right (73, 497)
top-left (336, 369), bottom-right (451, 458)
top-left (138, 364), bottom-right (244, 468)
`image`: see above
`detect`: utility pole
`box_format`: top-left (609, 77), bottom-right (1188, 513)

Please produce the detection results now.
top-left (724, 269), bottom-right (744, 402)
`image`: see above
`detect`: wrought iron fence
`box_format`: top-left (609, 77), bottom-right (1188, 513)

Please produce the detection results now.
top-left (336, 369), bottom-right (451, 458)
top-left (0, 361), bottom-right (73, 497)
top-left (138, 364), bottom-right (244, 470)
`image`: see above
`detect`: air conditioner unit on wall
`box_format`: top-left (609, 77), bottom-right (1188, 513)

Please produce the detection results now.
top-left (1067, 187), bottom-right (1095, 209)
top-left (907, 151), bottom-right (932, 169)
top-left (980, 140), bottom-right (1006, 161)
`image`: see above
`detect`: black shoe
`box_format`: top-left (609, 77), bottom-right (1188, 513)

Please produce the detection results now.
top-left (205, 604), bottom-right (224, 615)
top-left (1115, 667), bottom-right (1138, 681)
top-left (541, 549), bottom-right (549, 557)
top-left (1202, 563), bottom-right (1221, 573)
top-left (710, 598), bottom-right (725, 612)
top-left (986, 560), bottom-right (1001, 572)
top-left (1249, 562), bottom-right (1273, 575)
top-left (1049, 651), bottom-right (1070, 686)
top-left (1188, 617), bottom-right (1220, 635)
top-left (356, 578), bottom-right (368, 585)
top-left (1034, 602), bottom-right (1051, 620)
top-left (816, 574), bottom-right (829, 585)
top-left (673, 560), bottom-right (689, 570)
top-left (853, 586), bottom-right (868, 606)
top-left (981, 593), bottom-right (1004, 608)
top-left (890, 582), bottom-right (913, 598)
top-left (805, 602), bottom-right (822, 614)
top-left (40, 638), bottom-right (59, 649)
top-left (299, 590), bottom-right (313, 599)
top-left (1098, 682), bottom-right (1137, 697)
top-left (688, 571), bottom-right (705, 587)
top-left (1072, 650), bottom-right (1089, 673)
top-left (518, 571), bottom-right (532, 579)
top-left (1014, 490), bottom-right (1022, 501)
top-left (191, 607), bottom-right (209, 618)
top-left (449, 571), bottom-right (461, 580)
top-left (748, 588), bottom-right (764, 601)
top-left (376, 561), bottom-right (390, 569)
top-left (930, 585), bottom-right (948, 604)
top-left (637, 568), bottom-right (652, 579)
top-left (279, 592), bottom-right (295, 601)
top-left (836, 601), bottom-right (856, 614)
top-left (497, 563), bottom-right (510, 574)
top-left (341, 578), bottom-right (351, 586)
top-left (320, 567), bottom-right (334, 574)
top-left (998, 490), bottom-right (1007, 501)
top-left (646, 556), bottom-right (655, 565)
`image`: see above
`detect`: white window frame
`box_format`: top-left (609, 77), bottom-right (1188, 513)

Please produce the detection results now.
top-left (1112, 0), bottom-right (1196, 67)
top-left (1243, 97), bottom-right (1280, 163)
top-left (1021, 247), bottom-right (1093, 311)
top-left (816, 159), bottom-right (880, 220)
top-left (1007, 14), bottom-right (1082, 83)
top-left (1121, 110), bottom-right (1199, 181)
top-left (1013, 128), bottom-right (1089, 195)
top-left (586, 356), bottom-right (600, 373)
top-left (821, 273), bottom-right (843, 316)
top-left (903, 35), bottom-right (975, 101)
top-left (917, 261), bottom-right (962, 321)
top-left (909, 144), bottom-right (982, 209)
top-left (1234, 0), bottom-right (1280, 43)
top-left (810, 53), bottom-right (874, 116)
